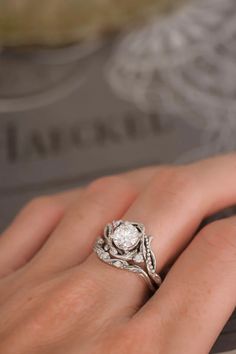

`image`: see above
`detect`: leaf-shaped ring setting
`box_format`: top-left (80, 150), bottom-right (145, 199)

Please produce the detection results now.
top-left (94, 220), bottom-right (162, 292)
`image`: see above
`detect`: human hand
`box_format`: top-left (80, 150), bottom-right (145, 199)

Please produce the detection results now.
top-left (0, 155), bottom-right (235, 354)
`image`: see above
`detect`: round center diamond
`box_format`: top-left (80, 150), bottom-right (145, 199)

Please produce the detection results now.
top-left (112, 223), bottom-right (140, 250)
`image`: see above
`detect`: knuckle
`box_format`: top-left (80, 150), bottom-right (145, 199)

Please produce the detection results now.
top-left (86, 175), bottom-right (136, 198)
top-left (112, 325), bottom-right (153, 354)
top-left (152, 166), bottom-right (200, 203)
top-left (201, 219), bottom-right (236, 259)
top-left (22, 196), bottom-right (64, 219)
top-left (152, 165), bottom-right (176, 184)
top-left (27, 274), bottom-right (100, 331)
top-left (168, 167), bottom-right (199, 194)
top-left (61, 275), bottom-right (99, 311)
top-left (111, 328), bottom-right (139, 353)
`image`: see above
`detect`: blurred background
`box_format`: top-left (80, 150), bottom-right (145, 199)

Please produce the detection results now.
top-left (0, 1), bottom-right (235, 352)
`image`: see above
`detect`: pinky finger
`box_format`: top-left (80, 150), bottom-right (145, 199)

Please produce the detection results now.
top-left (0, 196), bottom-right (69, 277)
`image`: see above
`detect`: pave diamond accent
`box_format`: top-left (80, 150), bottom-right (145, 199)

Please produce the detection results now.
top-left (100, 251), bottom-right (110, 260)
top-left (133, 253), bottom-right (144, 263)
top-left (112, 223), bottom-right (140, 250)
top-left (114, 260), bottom-right (123, 268)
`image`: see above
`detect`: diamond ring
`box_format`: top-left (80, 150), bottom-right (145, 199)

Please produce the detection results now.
top-left (94, 220), bottom-right (162, 292)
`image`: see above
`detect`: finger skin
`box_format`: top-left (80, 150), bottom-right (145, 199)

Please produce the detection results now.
top-left (84, 153), bottom-right (236, 306)
top-left (135, 217), bottom-right (236, 354)
top-left (0, 166), bottom-right (157, 277)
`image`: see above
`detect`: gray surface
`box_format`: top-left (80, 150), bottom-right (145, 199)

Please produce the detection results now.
top-left (0, 42), bottom-right (200, 228)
